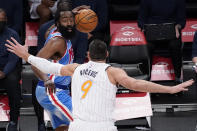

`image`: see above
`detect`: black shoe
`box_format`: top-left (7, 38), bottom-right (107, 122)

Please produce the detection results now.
top-left (6, 121), bottom-right (18, 131)
top-left (38, 123), bottom-right (46, 131)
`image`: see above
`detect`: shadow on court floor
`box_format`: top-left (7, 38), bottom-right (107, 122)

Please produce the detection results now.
top-left (15, 110), bottom-right (197, 131)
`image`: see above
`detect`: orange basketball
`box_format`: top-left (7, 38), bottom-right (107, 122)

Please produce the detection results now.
top-left (75, 9), bottom-right (98, 33)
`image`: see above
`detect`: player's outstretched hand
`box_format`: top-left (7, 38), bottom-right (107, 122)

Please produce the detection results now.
top-left (170, 79), bottom-right (194, 94)
top-left (5, 37), bottom-right (29, 61)
top-left (72, 5), bottom-right (90, 14)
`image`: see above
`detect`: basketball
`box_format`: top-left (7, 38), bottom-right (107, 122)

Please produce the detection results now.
top-left (75, 9), bottom-right (98, 33)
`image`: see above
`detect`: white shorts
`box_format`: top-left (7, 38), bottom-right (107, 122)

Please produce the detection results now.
top-left (29, 1), bottom-right (58, 19)
top-left (68, 119), bottom-right (118, 131)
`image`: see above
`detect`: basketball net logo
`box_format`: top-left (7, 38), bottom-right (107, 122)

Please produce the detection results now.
top-left (155, 62), bottom-right (169, 67)
top-left (191, 24), bottom-right (197, 30)
top-left (121, 26), bottom-right (135, 31)
top-left (122, 31), bottom-right (134, 36)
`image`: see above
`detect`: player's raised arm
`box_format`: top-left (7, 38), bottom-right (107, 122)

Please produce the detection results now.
top-left (107, 67), bottom-right (194, 94)
top-left (5, 37), bottom-right (78, 76)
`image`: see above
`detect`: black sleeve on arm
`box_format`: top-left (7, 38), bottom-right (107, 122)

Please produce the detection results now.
top-left (92, 0), bottom-right (108, 33)
top-left (12, 0), bottom-right (23, 33)
top-left (176, 0), bottom-right (186, 29)
top-left (72, 31), bottom-right (88, 64)
top-left (3, 32), bottom-right (21, 75)
top-left (137, 0), bottom-right (149, 29)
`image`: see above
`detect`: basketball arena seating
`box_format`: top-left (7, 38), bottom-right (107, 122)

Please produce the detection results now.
top-left (109, 0), bottom-right (197, 82)
top-left (109, 28), bottom-right (150, 93)
top-left (108, 0), bottom-right (197, 129)
top-left (18, 0), bottom-right (197, 97)
top-left (108, 1), bottom-right (152, 128)
top-left (1, 0), bottom-right (197, 130)
top-left (0, 86), bottom-right (9, 130)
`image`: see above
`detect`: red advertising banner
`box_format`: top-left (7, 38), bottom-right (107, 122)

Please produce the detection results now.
top-left (25, 22), bottom-right (39, 46)
top-left (110, 28), bottom-right (146, 46)
top-left (151, 56), bottom-right (175, 81)
top-left (110, 20), bottom-right (197, 43)
top-left (0, 95), bottom-right (10, 121)
top-left (182, 19), bottom-right (197, 42)
top-left (110, 21), bottom-right (140, 35)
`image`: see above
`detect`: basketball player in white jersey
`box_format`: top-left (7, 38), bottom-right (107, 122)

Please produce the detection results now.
top-left (6, 38), bottom-right (194, 131)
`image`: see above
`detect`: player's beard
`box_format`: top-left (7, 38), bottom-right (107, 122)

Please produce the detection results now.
top-left (58, 24), bottom-right (75, 39)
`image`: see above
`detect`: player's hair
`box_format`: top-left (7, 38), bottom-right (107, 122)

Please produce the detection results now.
top-left (54, 2), bottom-right (73, 26)
top-left (89, 39), bottom-right (107, 61)
top-left (57, 0), bottom-right (72, 10)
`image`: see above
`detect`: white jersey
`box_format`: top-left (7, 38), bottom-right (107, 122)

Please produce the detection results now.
top-left (71, 61), bottom-right (117, 123)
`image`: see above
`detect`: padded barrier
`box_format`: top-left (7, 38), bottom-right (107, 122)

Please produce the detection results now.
top-left (21, 65), bottom-right (37, 94)
top-left (109, 28), bottom-right (150, 93)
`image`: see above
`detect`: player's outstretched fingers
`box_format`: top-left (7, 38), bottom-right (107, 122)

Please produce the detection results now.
top-left (6, 40), bottom-right (16, 49)
top-left (6, 39), bottom-right (16, 48)
top-left (11, 37), bottom-right (20, 46)
top-left (6, 39), bottom-right (20, 55)
top-left (5, 42), bottom-right (14, 51)
top-left (180, 79), bottom-right (194, 89)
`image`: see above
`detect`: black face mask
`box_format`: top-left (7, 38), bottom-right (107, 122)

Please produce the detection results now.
top-left (0, 21), bottom-right (6, 34)
top-left (57, 24), bottom-right (75, 39)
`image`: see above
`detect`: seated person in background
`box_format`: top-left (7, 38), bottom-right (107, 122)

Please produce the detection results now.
top-left (0, 9), bottom-right (22, 131)
top-left (0, 0), bottom-right (23, 33)
top-left (138, 0), bottom-right (186, 84)
top-left (28, 0), bottom-right (59, 26)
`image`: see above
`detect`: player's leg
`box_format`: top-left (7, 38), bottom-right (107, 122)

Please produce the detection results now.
top-left (47, 89), bottom-right (72, 129)
top-left (168, 38), bottom-right (182, 82)
top-left (36, 86), bottom-right (72, 129)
